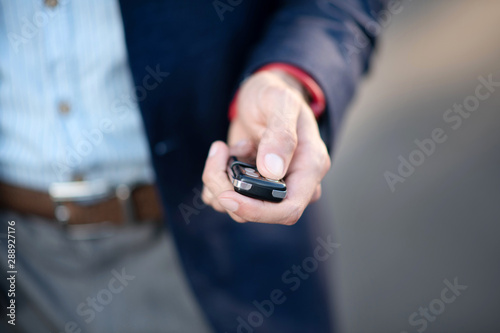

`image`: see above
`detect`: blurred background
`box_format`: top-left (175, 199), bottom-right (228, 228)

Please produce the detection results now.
top-left (318, 0), bottom-right (500, 332)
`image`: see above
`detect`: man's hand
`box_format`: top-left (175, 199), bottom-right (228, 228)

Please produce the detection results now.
top-left (201, 70), bottom-right (331, 225)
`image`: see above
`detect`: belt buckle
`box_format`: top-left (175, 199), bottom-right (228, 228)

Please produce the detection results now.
top-left (48, 180), bottom-right (136, 240)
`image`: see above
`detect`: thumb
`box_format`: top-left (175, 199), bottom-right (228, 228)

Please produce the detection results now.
top-left (255, 85), bottom-right (301, 180)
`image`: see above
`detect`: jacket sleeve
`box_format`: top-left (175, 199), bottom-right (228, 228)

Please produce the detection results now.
top-left (243, 0), bottom-right (388, 150)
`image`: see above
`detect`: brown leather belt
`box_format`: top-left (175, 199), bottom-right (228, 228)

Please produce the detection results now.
top-left (0, 181), bottom-right (163, 225)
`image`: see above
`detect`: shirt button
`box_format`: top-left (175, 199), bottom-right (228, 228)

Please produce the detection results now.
top-left (58, 101), bottom-right (71, 114)
top-left (44, 0), bottom-right (58, 8)
top-left (154, 141), bottom-right (169, 156)
top-left (72, 174), bottom-right (84, 182)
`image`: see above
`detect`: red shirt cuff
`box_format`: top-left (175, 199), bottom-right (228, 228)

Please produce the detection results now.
top-left (228, 63), bottom-right (326, 121)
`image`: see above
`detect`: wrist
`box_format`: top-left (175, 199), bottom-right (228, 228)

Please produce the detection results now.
top-left (265, 69), bottom-right (308, 101)
top-left (256, 64), bottom-right (326, 119)
top-left (228, 63), bottom-right (326, 121)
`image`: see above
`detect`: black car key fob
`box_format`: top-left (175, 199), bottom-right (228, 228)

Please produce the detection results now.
top-left (227, 156), bottom-right (287, 203)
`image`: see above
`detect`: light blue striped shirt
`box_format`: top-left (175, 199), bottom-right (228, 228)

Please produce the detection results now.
top-left (0, 0), bottom-right (154, 191)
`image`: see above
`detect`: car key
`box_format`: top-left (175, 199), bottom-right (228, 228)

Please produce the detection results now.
top-left (227, 156), bottom-right (287, 203)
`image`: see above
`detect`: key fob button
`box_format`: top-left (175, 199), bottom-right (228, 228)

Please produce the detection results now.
top-left (229, 156), bottom-right (286, 202)
top-left (244, 167), bottom-right (260, 178)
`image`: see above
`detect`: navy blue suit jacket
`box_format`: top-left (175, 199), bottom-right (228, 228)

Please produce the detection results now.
top-left (118, 1), bottom-right (383, 332)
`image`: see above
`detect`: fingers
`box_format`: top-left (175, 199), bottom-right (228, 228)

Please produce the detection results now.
top-left (255, 84), bottom-right (301, 180)
top-left (201, 141), bottom-right (233, 209)
top-left (228, 139), bottom-right (255, 158)
top-left (310, 184), bottom-right (322, 203)
top-left (227, 120), bottom-right (250, 147)
top-left (217, 189), bottom-right (299, 225)
top-left (217, 149), bottom-right (329, 225)
top-left (201, 186), bottom-right (225, 213)
top-left (216, 171), bottom-right (323, 225)
top-left (201, 140), bottom-right (252, 222)
top-left (216, 168), bottom-right (314, 225)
